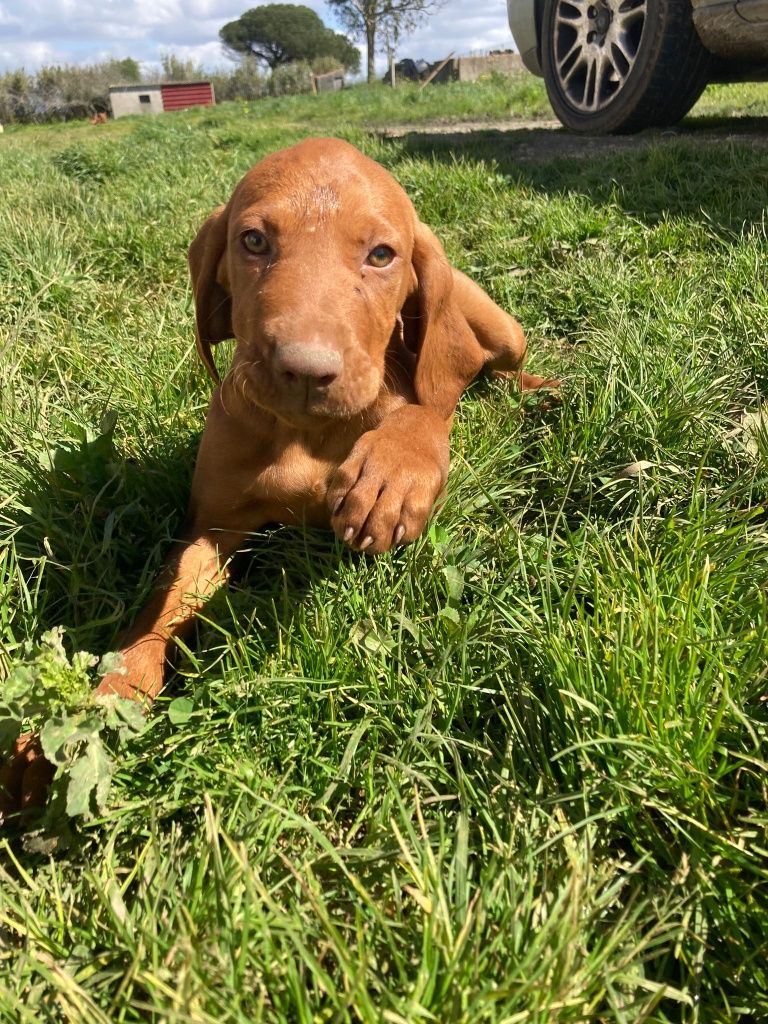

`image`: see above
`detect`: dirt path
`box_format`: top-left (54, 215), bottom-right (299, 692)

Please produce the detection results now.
top-left (377, 115), bottom-right (768, 161)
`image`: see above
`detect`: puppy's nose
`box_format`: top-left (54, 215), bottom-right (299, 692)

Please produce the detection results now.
top-left (273, 343), bottom-right (342, 387)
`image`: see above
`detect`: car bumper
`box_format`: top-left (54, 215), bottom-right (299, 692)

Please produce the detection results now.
top-left (507, 0), bottom-right (542, 75)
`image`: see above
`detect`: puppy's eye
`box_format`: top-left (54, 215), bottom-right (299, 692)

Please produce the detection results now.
top-left (367, 245), bottom-right (395, 268)
top-left (242, 229), bottom-right (269, 255)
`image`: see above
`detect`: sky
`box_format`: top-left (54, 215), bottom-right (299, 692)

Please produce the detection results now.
top-left (0, 0), bottom-right (517, 76)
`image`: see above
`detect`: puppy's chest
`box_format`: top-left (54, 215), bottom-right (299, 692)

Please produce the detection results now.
top-left (240, 393), bottom-right (408, 526)
top-left (247, 435), bottom-right (350, 525)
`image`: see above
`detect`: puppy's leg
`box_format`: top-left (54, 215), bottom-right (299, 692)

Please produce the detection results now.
top-left (1, 522), bottom-right (255, 823)
top-left (451, 269), bottom-right (559, 390)
top-left (1, 385), bottom-right (272, 819)
top-left (96, 523), bottom-right (253, 704)
top-left (329, 404), bottom-right (450, 555)
top-left (98, 384), bottom-right (271, 704)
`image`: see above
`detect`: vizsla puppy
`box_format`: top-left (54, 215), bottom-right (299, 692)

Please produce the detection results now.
top-left (1, 137), bottom-right (553, 816)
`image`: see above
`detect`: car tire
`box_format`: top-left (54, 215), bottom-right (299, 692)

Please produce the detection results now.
top-left (540, 0), bottom-right (712, 134)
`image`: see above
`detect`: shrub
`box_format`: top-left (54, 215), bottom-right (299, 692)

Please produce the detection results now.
top-left (0, 52), bottom-right (336, 124)
top-left (269, 60), bottom-right (314, 97)
top-left (209, 58), bottom-right (268, 102)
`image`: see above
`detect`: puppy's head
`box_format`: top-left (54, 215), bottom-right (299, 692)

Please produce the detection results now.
top-left (189, 137), bottom-right (466, 425)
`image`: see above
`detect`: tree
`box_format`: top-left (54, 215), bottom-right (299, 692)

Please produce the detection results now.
top-left (109, 58), bottom-right (141, 83)
top-left (326, 0), bottom-right (445, 82)
top-left (160, 53), bottom-right (204, 81)
top-left (220, 5), bottom-right (360, 73)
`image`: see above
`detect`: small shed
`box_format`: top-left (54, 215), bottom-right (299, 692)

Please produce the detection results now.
top-left (109, 81), bottom-right (215, 119)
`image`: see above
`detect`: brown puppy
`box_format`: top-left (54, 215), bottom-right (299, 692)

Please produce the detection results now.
top-left (1, 138), bottom-right (553, 815)
top-left (92, 137), bottom-right (551, 704)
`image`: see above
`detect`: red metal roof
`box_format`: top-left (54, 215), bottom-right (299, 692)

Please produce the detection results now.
top-left (160, 82), bottom-right (214, 111)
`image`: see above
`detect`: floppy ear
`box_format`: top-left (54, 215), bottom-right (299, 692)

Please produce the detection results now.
top-left (407, 222), bottom-right (485, 420)
top-left (188, 204), bottom-right (233, 381)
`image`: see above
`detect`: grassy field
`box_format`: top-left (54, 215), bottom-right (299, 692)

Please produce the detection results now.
top-left (1, 78), bottom-right (768, 1021)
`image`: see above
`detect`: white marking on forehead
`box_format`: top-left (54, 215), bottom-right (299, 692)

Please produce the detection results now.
top-left (288, 183), bottom-right (342, 222)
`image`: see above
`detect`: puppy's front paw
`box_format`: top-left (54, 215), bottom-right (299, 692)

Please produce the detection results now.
top-left (95, 645), bottom-right (164, 705)
top-left (0, 732), bottom-right (55, 824)
top-left (327, 426), bottom-right (448, 554)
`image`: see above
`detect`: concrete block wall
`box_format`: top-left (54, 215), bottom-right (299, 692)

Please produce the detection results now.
top-left (457, 52), bottom-right (523, 82)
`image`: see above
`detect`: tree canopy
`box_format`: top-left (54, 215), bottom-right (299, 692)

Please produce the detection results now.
top-left (326, 0), bottom-right (446, 81)
top-left (220, 5), bottom-right (360, 72)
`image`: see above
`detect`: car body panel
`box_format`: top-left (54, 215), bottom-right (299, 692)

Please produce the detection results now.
top-left (694, 0), bottom-right (768, 59)
top-left (737, 0), bottom-right (768, 21)
top-left (507, 0), bottom-right (768, 74)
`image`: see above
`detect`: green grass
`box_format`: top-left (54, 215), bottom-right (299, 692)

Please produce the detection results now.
top-left (5, 75), bottom-right (768, 150)
top-left (0, 76), bottom-right (553, 149)
top-left (1, 79), bottom-right (768, 1022)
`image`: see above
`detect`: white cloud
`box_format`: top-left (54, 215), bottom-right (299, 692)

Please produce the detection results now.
top-left (0, 39), bottom-right (60, 69)
top-left (0, 4), bottom-right (23, 28)
top-left (0, 0), bottom-right (516, 74)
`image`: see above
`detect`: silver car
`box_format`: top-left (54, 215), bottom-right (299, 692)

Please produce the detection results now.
top-left (508, 0), bottom-right (768, 132)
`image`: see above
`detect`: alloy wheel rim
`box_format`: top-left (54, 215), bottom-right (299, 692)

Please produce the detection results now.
top-left (552, 0), bottom-right (646, 112)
